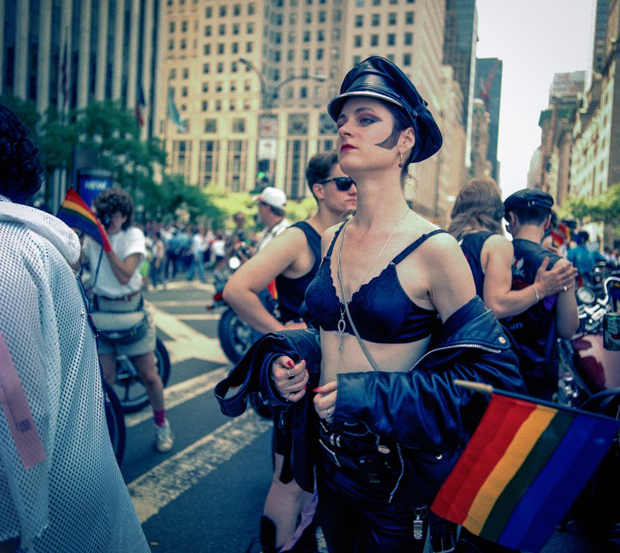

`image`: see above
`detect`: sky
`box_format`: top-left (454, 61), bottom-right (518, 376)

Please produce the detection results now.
top-left (475, 0), bottom-right (596, 199)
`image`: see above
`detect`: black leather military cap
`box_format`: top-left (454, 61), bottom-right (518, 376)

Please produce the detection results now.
top-left (504, 189), bottom-right (554, 213)
top-left (327, 56), bottom-right (443, 163)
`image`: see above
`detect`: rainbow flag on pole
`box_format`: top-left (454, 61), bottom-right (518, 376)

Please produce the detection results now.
top-left (431, 389), bottom-right (619, 552)
top-left (56, 188), bottom-right (109, 249)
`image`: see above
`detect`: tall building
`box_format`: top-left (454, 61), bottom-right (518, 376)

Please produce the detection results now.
top-left (443, 0), bottom-right (477, 167)
top-left (587, 0), bottom-right (610, 90)
top-left (1, 0), bottom-right (163, 206)
top-left (159, 0), bottom-right (461, 224)
top-left (571, 0), bottom-right (620, 203)
top-left (474, 57), bottom-right (502, 182)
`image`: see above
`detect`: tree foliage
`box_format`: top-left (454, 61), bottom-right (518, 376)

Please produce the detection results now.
top-left (567, 183), bottom-right (620, 235)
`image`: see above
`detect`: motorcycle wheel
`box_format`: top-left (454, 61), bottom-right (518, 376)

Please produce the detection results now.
top-left (115, 338), bottom-right (172, 413)
top-left (218, 308), bottom-right (254, 364)
top-left (104, 380), bottom-right (126, 466)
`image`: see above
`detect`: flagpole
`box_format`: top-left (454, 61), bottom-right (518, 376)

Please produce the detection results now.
top-left (454, 379), bottom-right (620, 423)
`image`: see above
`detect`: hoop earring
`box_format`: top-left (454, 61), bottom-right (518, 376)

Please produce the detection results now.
top-left (398, 152), bottom-right (404, 168)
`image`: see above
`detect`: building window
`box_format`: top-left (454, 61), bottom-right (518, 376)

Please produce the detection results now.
top-left (219, 24), bottom-right (226, 35)
top-left (204, 44), bottom-right (211, 55)
top-left (215, 101), bottom-right (222, 111)
top-left (219, 5), bottom-right (227, 16)
top-left (403, 53), bottom-right (411, 66)
top-left (247, 23), bottom-right (254, 34)
top-left (203, 63), bottom-right (210, 74)
top-left (244, 79), bottom-right (251, 91)
top-left (217, 62), bottom-right (224, 73)
top-left (182, 68), bottom-right (189, 79)
top-left (232, 118), bottom-right (246, 133)
top-left (317, 30), bottom-right (325, 41)
top-left (218, 43), bottom-right (225, 54)
top-left (169, 22), bottom-right (175, 33)
top-left (230, 81), bottom-right (237, 92)
top-left (354, 35), bottom-right (362, 47)
top-left (180, 38), bottom-right (186, 49)
top-left (205, 7), bottom-right (212, 17)
top-left (303, 49), bottom-right (310, 61)
top-left (355, 15), bottom-right (363, 27)
top-left (319, 11), bottom-right (326, 22)
top-left (205, 119), bottom-right (217, 132)
top-left (205, 26), bottom-right (211, 37)
top-left (170, 68), bottom-right (177, 79)
top-left (387, 33), bottom-right (395, 46)
top-left (372, 0), bottom-right (380, 4)
top-left (168, 39), bottom-right (174, 50)
top-left (405, 11), bottom-right (414, 24)
top-left (246, 42), bottom-right (253, 53)
top-left (404, 32), bottom-right (412, 45)
top-left (371, 34), bottom-right (379, 46)
top-left (199, 141), bottom-right (219, 187)
top-left (233, 3), bottom-right (241, 16)
top-left (233, 23), bottom-right (240, 35)
top-left (388, 12), bottom-right (397, 24)
top-left (232, 61), bottom-right (238, 72)
top-left (303, 31), bottom-right (310, 42)
top-left (227, 140), bottom-right (247, 193)
top-left (300, 87), bottom-right (307, 99)
top-left (202, 82), bottom-right (209, 93)
top-left (372, 13), bottom-right (380, 26)
top-left (316, 48), bottom-right (324, 60)
top-left (288, 49), bottom-right (294, 61)
top-left (248, 2), bottom-right (255, 15)
top-left (305, 12), bottom-right (312, 23)
top-left (232, 42), bottom-right (239, 54)
top-left (182, 21), bottom-right (188, 32)
top-left (202, 101), bottom-right (208, 111)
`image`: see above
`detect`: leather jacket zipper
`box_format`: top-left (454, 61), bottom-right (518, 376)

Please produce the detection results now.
top-left (410, 343), bottom-right (502, 372)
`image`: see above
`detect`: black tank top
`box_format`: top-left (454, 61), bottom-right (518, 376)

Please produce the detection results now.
top-left (304, 223), bottom-right (444, 343)
top-left (500, 239), bottom-right (562, 375)
top-left (275, 221), bottom-right (322, 323)
top-left (459, 231), bottom-right (494, 299)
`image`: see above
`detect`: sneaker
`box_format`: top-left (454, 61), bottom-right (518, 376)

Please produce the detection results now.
top-left (155, 420), bottom-right (174, 453)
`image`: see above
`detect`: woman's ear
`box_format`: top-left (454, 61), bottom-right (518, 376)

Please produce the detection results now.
top-left (399, 127), bottom-right (416, 156)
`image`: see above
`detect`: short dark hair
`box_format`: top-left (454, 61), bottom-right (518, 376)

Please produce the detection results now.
top-left (93, 188), bottom-right (134, 230)
top-left (507, 207), bottom-right (550, 227)
top-left (306, 150), bottom-right (339, 201)
top-left (0, 103), bottom-right (44, 203)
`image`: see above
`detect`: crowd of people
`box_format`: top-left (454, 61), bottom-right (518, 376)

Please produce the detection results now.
top-left (1, 51), bottom-right (619, 553)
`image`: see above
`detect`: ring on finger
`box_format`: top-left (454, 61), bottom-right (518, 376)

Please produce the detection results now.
top-left (563, 285), bottom-right (568, 292)
top-left (287, 369), bottom-right (294, 380)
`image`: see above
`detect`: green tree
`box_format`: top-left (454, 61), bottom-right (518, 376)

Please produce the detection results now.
top-left (567, 183), bottom-right (620, 239)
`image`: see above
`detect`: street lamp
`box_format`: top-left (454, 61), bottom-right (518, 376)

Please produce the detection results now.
top-left (238, 57), bottom-right (326, 110)
top-left (238, 58), bottom-right (327, 191)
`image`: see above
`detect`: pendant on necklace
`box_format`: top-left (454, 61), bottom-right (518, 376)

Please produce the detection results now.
top-left (338, 309), bottom-right (346, 352)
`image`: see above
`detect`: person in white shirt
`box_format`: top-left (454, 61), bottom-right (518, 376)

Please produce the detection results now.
top-left (81, 188), bottom-right (174, 453)
top-left (0, 103), bottom-right (150, 553)
top-left (253, 187), bottom-right (290, 252)
top-left (187, 226), bottom-right (209, 282)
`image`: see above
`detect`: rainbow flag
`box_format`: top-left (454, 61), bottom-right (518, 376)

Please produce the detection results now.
top-left (432, 392), bottom-right (619, 552)
top-left (56, 188), bottom-right (107, 247)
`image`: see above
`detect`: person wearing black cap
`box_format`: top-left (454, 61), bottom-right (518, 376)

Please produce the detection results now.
top-left (448, 178), bottom-right (576, 318)
top-left (266, 57), bottom-right (524, 552)
top-left (502, 188), bottom-right (579, 401)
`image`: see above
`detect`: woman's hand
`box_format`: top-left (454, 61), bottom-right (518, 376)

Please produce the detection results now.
top-left (535, 257), bottom-right (577, 298)
top-left (314, 381), bottom-right (338, 424)
top-left (270, 356), bottom-right (308, 403)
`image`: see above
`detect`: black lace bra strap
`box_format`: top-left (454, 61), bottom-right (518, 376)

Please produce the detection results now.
top-left (325, 221), bottom-right (348, 258)
top-left (391, 229), bottom-right (447, 265)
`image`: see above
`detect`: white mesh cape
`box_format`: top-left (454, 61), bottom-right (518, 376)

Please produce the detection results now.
top-left (0, 197), bottom-right (150, 552)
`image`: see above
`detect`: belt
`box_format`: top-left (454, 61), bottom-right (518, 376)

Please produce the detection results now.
top-left (97, 291), bottom-right (141, 301)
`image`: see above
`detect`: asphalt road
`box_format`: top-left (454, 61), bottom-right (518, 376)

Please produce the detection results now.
top-left (118, 278), bottom-right (619, 553)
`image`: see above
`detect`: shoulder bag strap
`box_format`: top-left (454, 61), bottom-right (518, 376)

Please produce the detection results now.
top-left (337, 255), bottom-right (381, 372)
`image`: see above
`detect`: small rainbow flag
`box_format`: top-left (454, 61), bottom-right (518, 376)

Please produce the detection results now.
top-left (57, 188), bottom-right (110, 250)
top-left (432, 391), bottom-right (619, 552)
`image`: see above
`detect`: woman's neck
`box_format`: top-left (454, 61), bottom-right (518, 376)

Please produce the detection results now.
top-left (351, 178), bottom-right (409, 230)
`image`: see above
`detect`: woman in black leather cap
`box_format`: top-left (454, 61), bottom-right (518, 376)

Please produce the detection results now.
top-left (267, 57), bottom-right (525, 552)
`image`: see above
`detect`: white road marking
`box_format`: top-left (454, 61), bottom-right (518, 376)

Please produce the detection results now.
top-left (177, 313), bottom-right (221, 321)
top-left (149, 304), bottom-right (229, 365)
top-left (125, 367), bottom-right (230, 428)
top-left (129, 409), bottom-right (272, 523)
top-left (150, 300), bottom-right (214, 307)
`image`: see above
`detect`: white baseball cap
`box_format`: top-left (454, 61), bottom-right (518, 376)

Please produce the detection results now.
top-left (253, 186), bottom-right (287, 209)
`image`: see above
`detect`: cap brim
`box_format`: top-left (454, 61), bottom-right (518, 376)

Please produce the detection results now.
top-left (327, 91), bottom-right (405, 121)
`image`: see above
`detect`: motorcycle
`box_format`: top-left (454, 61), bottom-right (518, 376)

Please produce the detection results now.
top-left (556, 274), bottom-right (620, 542)
top-left (103, 379), bottom-right (126, 465)
top-left (91, 307), bottom-right (172, 413)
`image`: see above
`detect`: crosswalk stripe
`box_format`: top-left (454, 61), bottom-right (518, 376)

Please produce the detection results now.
top-left (125, 367), bottom-right (229, 428)
top-left (129, 409), bottom-right (272, 523)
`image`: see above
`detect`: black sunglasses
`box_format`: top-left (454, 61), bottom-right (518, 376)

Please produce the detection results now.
top-left (316, 176), bottom-right (356, 191)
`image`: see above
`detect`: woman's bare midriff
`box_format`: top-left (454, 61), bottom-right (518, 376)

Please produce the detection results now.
top-left (319, 330), bottom-right (432, 384)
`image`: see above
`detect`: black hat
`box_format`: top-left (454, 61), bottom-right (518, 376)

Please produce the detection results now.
top-left (504, 189), bottom-right (554, 213)
top-left (327, 56), bottom-right (443, 163)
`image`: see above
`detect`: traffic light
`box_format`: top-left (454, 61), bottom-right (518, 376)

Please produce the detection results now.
top-left (257, 159), bottom-right (270, 183)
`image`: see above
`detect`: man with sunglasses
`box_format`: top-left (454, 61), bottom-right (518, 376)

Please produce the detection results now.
top-left (223, 151), bottom-right (356, 553)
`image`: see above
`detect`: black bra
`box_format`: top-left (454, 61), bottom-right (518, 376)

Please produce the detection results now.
top-left (304, 224), bottom-right (446, 343)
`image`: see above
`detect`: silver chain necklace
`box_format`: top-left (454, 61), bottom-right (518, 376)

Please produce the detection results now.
top-left (336, 209), bottom-right (410, 352)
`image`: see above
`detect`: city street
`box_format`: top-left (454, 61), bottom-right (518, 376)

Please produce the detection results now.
top-left (121, 279), bottom-right (616, 553)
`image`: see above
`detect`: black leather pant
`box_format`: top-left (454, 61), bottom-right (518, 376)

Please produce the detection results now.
top-left (316, 422), bottom-right (429, 553)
